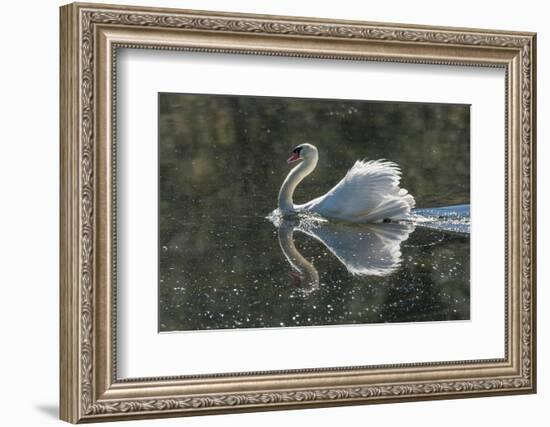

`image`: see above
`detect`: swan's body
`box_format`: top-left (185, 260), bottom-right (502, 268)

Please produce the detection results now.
top-left (278, 144), bottom-right (415, 223)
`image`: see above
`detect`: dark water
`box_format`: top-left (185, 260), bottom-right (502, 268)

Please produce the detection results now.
top-left (158, 93), bottom-right (470, 332)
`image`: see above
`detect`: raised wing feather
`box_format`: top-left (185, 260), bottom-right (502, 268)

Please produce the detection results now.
top-left (304, 160), bottom-right (415, 223)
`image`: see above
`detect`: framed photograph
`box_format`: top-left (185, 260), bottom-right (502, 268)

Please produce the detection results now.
top-left (60, 2), bottom-right (536, 423)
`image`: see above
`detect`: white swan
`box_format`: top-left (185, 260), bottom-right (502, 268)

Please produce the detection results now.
top-left (278, 143), bottom-right (415, 223)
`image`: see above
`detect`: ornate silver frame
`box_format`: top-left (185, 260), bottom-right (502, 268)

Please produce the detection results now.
top-left (60, 2), bottom-right (536, 423)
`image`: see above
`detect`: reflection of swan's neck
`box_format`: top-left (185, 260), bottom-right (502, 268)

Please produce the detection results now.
top-left (278, 222), bottom-right (319, 291)
top-left (278, 155), bottom-right (318, 213)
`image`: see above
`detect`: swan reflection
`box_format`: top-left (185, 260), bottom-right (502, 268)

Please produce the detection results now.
top-left (271, 215), bottom-right (415, 294)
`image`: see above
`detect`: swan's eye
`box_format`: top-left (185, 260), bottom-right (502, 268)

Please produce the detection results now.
top-left (292, 147), bottom-right (303, 155)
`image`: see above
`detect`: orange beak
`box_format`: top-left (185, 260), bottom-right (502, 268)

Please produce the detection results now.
top-left (287, 153), bottom-right (301, 164)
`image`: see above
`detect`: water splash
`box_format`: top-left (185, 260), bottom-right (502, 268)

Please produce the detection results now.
top-left (266, 208), bottom-right (327, 230)
top-left (411, 204), bottom-right (470, 234)
top-left (268, 205), bottom-right (470, 235)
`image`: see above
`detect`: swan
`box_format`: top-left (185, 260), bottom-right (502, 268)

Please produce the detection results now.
top-left (278, 143), bottom-right (415, 223)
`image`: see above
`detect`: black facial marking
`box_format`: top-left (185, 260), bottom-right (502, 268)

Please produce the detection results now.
top-left (292, 146), bottom-right (303, 154)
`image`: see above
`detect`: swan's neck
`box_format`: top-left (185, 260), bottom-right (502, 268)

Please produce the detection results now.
top-left (278, 155), bottom-right (318, 213)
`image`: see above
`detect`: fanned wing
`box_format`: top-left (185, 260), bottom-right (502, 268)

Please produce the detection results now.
top-left (304, 160), bottom-right (415, 223)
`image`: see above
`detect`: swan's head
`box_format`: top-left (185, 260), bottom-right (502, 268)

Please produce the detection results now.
top-left (287, 143), bottom-right (318, 164)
